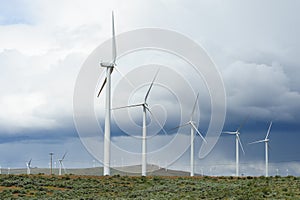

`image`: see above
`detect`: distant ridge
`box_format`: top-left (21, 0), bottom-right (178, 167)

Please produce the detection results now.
top-left (1, 164), bottom-right (198, 176)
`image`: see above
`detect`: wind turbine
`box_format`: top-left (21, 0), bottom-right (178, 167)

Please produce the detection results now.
top-left (249, 121), bottom-right (272, 177)
top-left (58, 152), bottom-right (68, 176)
top-left (169, 93), bottom-right (207, 177)
top-left (26, 159), bottom-right (32, 175)
top-left (113, 70), bottom-right (164, 176)
top-left (223, 118), bottom-right (247, 176)
top-left (96, 11), bottom-right (118, 176)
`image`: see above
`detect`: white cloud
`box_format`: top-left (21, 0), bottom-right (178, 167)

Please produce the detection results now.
top-left (0, 93), bottom-right (56, 132)
top-left (0, 24), bottom-right (56, 55)
top-left (0, 49), bottom-right (85, 133)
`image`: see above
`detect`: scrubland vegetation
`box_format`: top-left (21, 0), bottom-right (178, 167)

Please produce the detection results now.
top-left (0, 174), bottom-right (299, 199)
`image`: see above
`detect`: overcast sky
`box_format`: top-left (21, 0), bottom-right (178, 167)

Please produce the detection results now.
top-left (0, 0), bottom-right (300, 176)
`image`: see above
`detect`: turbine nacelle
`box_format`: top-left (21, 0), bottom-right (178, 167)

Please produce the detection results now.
top-left (188, 120), bottom-right (195, 124)
top-left (223, 131), bottom-right (239, 135)
top-left (142, 102), bottom-right (148, 107)
top-left (100, 62), bottom-right (115, 68)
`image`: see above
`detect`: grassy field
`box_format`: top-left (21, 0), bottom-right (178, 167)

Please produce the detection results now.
top-left (0, 174), bottom-right (299, 199)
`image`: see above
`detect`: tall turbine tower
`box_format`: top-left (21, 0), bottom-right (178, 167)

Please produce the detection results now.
top-left (249, 121), bottom-right (272, 177)
top-left (113, 70), bottom-right (164, 176)
top-left (170, 93), bottom-right (207, 176)
top-left (223, 119), bottom-right (247, 176)
top-left (97, 12), bottom-right (118, 176)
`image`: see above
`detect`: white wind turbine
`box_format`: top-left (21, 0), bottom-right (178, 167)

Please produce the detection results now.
top-left (96, 11), bottom-right (118, 176)
top-left (113, 70), bottom-right (164, 176)
top-left (249, 121), bottom-right (272, 177)
top-left (26, 159), bottom-right (32, 175)
top-left (170, 93), bottom-right (207, 177)
top-left (58, 152), bottom-right (68, 176)
top-left (223, 119), bottom-right (247, 176)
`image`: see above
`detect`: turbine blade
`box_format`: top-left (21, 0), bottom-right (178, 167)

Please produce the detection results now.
top-left (265, 121), bottom-right (273, 140)
top-left (112, 11), bottom-right (117, 64)
top-left (191, 122), bottom-right (207, 143)
top-left (190, 93), bottom-right (199, 120)
top-left (146, 106), bottom-right (168, 135)
top-left (144, 69), bottom-right (160, 102)
top-left (97, 78), bottom-right (106, 97)
top-left (237, 115), bottom-right (249, 132)
top-left (114, 66), bottom-right (135, 88)
top-left (237, 135), bottom-right (245, 155)
top-left (168, 122), bottom-right (190, 133)
top-left (248, 139), bottom-right (265, 145)
top-left (112, 103), bottom-right (143, 110)
top-left (97, 68), bottom-right (114, 97)
top-left (62, 151), bottom-right (68, 161)
top-left (222, 131), bottom-right (237, 135)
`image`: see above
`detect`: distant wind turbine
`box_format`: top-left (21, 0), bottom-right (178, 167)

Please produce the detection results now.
top-left (170, 93), bottom-right (207, 177)
top-left (223, 118), bottom-right (248, 176)
top-left (113, 69), bottom-right (165, 176)
top-left (26, 159), bottom-right (32, 175)
top-left (249, 121), bottom-right (272, 177)
top-left (58, 152), bottom-right (68, 176)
